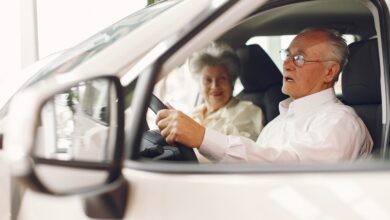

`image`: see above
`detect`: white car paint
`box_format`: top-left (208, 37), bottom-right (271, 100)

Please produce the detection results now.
top-left (0, 152), bottom-right (11, 220)
top-left (120, 168), bottom-right (390, 220)
top-left (15, 167), bottom-right (390, 220)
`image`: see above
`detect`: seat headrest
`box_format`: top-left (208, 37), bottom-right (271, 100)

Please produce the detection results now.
top-left (342, 39), bottom-right (381, 104)
top-left (237, 44), bottom-right (282, 92)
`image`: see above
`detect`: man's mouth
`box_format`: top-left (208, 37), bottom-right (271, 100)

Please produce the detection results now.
top-left (284, 76), bottom-right (294, 82)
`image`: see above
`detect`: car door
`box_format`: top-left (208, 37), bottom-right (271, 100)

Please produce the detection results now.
top-left (119, 0), bottom-right (390, 219)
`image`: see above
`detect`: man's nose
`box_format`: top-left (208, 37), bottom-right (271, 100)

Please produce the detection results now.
top-left (283, 57), bottom-right (295, 73)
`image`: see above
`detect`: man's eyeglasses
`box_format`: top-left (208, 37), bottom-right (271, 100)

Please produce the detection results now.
top-left (279, 49), bottom-right (336, 67)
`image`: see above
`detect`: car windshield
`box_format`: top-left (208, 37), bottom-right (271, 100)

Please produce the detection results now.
top-left (0, 0), bottom-right (182, 119)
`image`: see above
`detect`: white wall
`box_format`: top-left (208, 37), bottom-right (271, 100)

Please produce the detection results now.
top-left (0, 1), bottom-right (23, 111)
top-left (0, 0), bottom-right (146, 109)
top-left (37, 0), bottom-right (146, 58)
top-left (0, 1), bottom-right (146, 219)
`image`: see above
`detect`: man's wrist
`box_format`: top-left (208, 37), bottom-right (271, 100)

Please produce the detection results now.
top-left (198, 128), bottom-right (229, 161)
top-left (195, 126), bottom-right (206, 148)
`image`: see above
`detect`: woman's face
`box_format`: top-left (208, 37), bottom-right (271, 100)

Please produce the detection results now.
top-left (200, 64), bottom-right (233, 112)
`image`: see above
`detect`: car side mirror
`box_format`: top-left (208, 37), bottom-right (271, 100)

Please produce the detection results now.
top-left (5, 76), bottom-right (125, 196)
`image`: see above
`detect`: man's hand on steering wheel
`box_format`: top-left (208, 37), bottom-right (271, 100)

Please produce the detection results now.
top-left (147, 94), bottom-right (199, 161)
top-left (156, 109), bottom-right (205, 148)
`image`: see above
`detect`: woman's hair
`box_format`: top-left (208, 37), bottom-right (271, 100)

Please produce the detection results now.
top-left (189, 42), bottom-right (240, 85)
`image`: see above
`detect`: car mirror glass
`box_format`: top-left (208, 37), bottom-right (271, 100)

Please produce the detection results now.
top-left (31, 77), bottom-right (122, 194)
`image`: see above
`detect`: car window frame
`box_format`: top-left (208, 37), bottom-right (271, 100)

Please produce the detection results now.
top-left (123, 0), bottom-right (390, 173)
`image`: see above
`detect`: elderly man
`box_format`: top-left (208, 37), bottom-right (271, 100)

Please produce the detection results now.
top-left (156, 28), bottom-right (373, 163)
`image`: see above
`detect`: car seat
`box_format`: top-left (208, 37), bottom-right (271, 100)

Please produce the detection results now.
top-left (236, 44), bottom-right (287, 125)
top-left (342, 39), bottom-right (382, 154)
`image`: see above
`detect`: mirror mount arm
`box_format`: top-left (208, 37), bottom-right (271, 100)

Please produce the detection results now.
top-left (83, 175), bottom-right (128, 219)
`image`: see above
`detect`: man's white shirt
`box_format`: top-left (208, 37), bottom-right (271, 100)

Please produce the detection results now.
top-left (199, 88), bottom-right (373, 163)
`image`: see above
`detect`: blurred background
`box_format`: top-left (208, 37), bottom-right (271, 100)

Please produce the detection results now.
top-left (0, 0), bottom-right (147, 108)
top-left (0, 1), bottom-right (148, 219)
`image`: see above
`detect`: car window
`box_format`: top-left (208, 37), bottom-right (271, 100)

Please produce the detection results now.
top-left (135, 0), bottom-right (384, 165)
top-left (148, 58), bottom-right (245, 130)
top-left (151, 34), bottom-right (358, 110)
top-left (146, 64), bottom-right (198, 129)
top-left (153, 63), bottom-right (199, 114)
top-left (152, 59), bottom-right (245, 113)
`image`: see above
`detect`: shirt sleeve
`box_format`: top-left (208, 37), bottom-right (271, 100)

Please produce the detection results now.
top-left (198, 128), bottom-right (230, 161)
top-left (199, 111), bottom-right (373, 163)
top-left (199, 128), bottom-right (300, 163)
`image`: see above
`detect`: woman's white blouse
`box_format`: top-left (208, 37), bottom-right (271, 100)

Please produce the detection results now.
top-left (191, 98), bottom-right (264, 141)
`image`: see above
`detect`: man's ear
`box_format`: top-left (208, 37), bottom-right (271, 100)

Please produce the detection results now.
top-left (324, 62), bottom-right (340, 83)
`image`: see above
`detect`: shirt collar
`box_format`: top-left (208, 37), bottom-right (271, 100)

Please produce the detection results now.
top-left (225, 97), bottom-right (239, 109)
top-left (279, 88), bottom-right (338, 115)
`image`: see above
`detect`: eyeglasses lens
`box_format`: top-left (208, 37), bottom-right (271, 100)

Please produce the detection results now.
top-left (280, 49), bottom-right (306, 67)
top-left (293, 55), bottom-right (305, 66)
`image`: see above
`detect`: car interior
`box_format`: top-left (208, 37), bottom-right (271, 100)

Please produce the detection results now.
top-left (138, 0), bottom-right (386, 162)
top-left (236, 44), bottom-right (287, 124)
top-left (342, 39), bottom-right (382, 154)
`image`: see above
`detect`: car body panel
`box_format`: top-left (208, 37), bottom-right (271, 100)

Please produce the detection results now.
top-left (15, 166), bottom-right (390, 220)
top-left (0, 152), bottom-right (11, 220)
top-left (121, 168), bottom-right (390, 220)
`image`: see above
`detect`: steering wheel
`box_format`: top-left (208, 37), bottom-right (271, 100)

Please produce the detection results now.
top-left (140, 95), bottom-right (198, 162)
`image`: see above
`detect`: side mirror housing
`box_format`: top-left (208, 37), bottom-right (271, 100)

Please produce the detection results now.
top-left (4, 75), bottom-right (128, 218)
top-left (4, 75), bottom-right (125, 194)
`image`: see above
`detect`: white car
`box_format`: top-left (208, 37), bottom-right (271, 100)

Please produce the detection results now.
top-left (3, 0), bottom-right (390, 219)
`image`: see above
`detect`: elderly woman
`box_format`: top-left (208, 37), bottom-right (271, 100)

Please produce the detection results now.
top-left (189, 42), bottom-right (264, 141)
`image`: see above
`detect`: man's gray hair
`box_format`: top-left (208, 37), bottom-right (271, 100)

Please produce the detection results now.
top-left (189, 42), bottom-right (240, 85)
top-left (300, 27), bottom-right (349, 72)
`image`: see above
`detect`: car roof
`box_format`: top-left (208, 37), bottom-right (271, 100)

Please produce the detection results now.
top-left (220, 0), bottom-right (375, 47)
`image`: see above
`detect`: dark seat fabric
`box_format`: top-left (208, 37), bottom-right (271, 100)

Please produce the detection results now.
top-left (236, 44), bottom-right (287, 124)
top-left (342, 39), bottom-right (382, 153)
